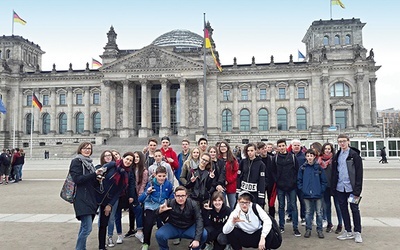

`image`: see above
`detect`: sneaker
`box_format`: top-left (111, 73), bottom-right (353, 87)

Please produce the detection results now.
top-left (304, 230), bottom-right (311, 238)
top-left (280, 228), bottom-right (285, 233)
top-left (135, 232), bottom-right (144, 243)
top-left (116, 235), bottom-right (123, 244)
top-left (204, 243), bottom-right (214, 250)
top-left (124, 229), bottom-right (136, 238)
top-left (172, 238), bottom-right (181, 245)
top-left (322, 220), bottom-right (328, 228)
top-left (337, 230), bottom-right (355, 240)
top-left (141, 243), bottom-right (149, 250)
top-left (286, 218), bottom-right (292, 223)
top-left (317, 230), bottom-right (325, 238)
top-left (107, 236), bottom-right (115, 247)
top-left (294, 228), bottom-right (301, 237)
top-left (354, 232), bottom-right (363, 243)
top-left (335, 225), bottom-right (343, 234)
top-left (326, 223), bottom-right (333, 233)
top-left (301, 218), bottom-right (306, 226)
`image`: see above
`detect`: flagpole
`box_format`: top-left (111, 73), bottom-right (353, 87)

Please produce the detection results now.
top-left (12, 10), bottom-right (14, 35)
top-left (30, 93), bottom-right (33, 158)
top-left (12, 108), bottom-right (16, 149)
top-left (330, 0), bottom-right (332, 19)
top-left (203, 13), bottom-right (208, 138)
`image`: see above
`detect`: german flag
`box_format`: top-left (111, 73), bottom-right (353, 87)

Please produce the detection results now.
top-left (92, 58), bottom-right (103, 68)
top-left (13, 11), bottom-right (27, 25)
top-left (32, 93), bottom-right (42, 111)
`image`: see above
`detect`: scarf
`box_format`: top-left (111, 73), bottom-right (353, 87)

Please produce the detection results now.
top-left (318, 153), bottom-right (333, 169)
top-left (190, 159), bottom-right (200, 172)
top-left (75, 154), bottom-right (95, 173)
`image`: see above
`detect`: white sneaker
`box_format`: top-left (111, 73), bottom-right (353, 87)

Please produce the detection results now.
top-left (141, 243), bottom-right (149, 250)
top-left (172, 238), bottom-right (181, 245)
top-left (107, 236), bottom-right (115, 247)
top-left (135, 232), bottom-right (144, 243)
top-left (116, 235), bottom-right (123, 244)
top-left (337, 230), bottom-right (355, 240)
top-left (323, 220), bottom-right (328, 228)
top-left (354, 232), bottom-right (363, 243)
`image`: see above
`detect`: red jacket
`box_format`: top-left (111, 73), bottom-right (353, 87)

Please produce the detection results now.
top-left (160, 147), bottom-right (179, 171)
top-left (224, 158), bottom-right (239, 194)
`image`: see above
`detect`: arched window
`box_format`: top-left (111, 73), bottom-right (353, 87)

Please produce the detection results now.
top-left (345, 34), bottom-right (351, 45)
top-left (42, 113), bottom-right (50, 134)
top-left (6, 49), bottom-right (11, 59)
top-left (76, 112), bottom-right (84, 134)
top-left (296, 108), bottom-right (307, 130)
top-left (59, 113), bottom-right (67, 134)
top-left (258, 108), bottom-right (269, 131)
top-left (323, 36), bottom-right (329, 46)
top-left (240, 109), bottom-right (250, 132)
top-left (277, 108), bottom-right (287, 131)
top-left (334, 35), bottom-right (340, 45)
top-left (0, 50), bottom-right (2, 59)
top-left (26, 113), bottom-right (33, 134)
top-left (222, 109), bottom-right (232, 132)
top-left (330, 83), bottom-right (350, 97)
top-left (92, 112), bottom-right (101, 133)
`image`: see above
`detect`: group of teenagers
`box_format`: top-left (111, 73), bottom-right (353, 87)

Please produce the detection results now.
top-left (69, 133), bottom-right (363, 250)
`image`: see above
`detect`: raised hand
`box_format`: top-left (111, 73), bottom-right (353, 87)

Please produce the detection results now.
top-left (203, 202), bottom-right (212, 210)
top-left (147, 184), bottom-right (155, 194)
top-left (159, 200), bottom-right (172, 213)
top-left (209, 169), bottom-right (215, 178)
top-left (232, 210), bottom-right (245, 224)
top-left (190, 172), bottom-right (198, 182)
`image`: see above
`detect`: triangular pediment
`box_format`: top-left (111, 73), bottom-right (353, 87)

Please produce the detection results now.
top-left (101, 45), bottom-right (204, 72)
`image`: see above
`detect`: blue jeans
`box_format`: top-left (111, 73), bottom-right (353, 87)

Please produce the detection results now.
top-left (278, 188), bottom-right (298, 230)
top-left (76, 214), bottom-right (94, 250)
top-left (304, 198), bottom-right (323, 231)
top-left (13, 164), bottom-right (22, 182)
top-left (106, 199), bottom-right (119, 236)
top-left (323, 187), bottom-right (343, 226)
top-left (133, 204), bottom-right (144, 230)
top-left (336, 191), bottom-right (362, 233)
top-left (226, 193), bottom-right (237, 209)
top-left (155, 223), bottom-right (207, 250)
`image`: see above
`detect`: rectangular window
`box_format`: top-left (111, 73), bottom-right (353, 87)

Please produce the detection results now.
top-left (278, 88), bottom-right (286, 99)
top-left (59, 93), bottom-right (66, 105)
top-left (223, 90), bottom-right (230, 101)
top-left (298, 87), bottom-right (305, 99)
top-left (27, 95), bottom-right (32, 106)
top-left (76, 93), bottom-right (83, 105)
top-left (335, 109), bottom-right (347, 129)
top-left (260, 89), bottom-right (267, 100)
top-left (42, 94), bottom-right (49, 106)
top-left (241, 89), bottom-right (248, 101)
top-left (93, 93), bottom-right (100, 104)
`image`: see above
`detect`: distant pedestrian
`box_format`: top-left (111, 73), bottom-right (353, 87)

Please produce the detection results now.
top-left (379, 147), bottom-right (387, 164)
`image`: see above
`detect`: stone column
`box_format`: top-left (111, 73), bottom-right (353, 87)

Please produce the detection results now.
top-left (197, 78), bottom-right (204, 130)
top-left (49, 87), bottom-right (57, 135)
top-left (0, 88), bottom-right (8, 132)
top-left (352, 91), bottom-right (358, 128)
top-left (83, 87), bottom-right (90, 135)
top-left (232, 82), bottom-right (239, 132)
top-left (138, 79), bottom-right (151, 138)
top-left (269, 81), bottom-right (277, 131)
top-left (251, 81), bottom-right (258, 132)
top-left (33, 89), bottom-right (40, 134)
top-left (178, 78), bottom-right (188, 136)
top-left (66, 87), bottom-right (73, 135)
top-left (159, 79), bottom-right (171, 136)
top-left (100, 80), bottom-right (111, 135)
top-left (370, 78), bottom-right (377, 126)
top-left (322, 76), bottom-right (331, 126)
top-left (355, 74), bottom-right (365, 127)
top-left (120, 80), bottom-right (130, 138)
top-left (289, 81), bottom-right (296, 130)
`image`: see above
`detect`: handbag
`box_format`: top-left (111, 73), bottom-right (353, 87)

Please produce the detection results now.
top-left (60, 173), bottom-right (76, 204)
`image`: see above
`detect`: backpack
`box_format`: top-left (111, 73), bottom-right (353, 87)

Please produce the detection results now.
top-left (252, 203), bottom-right (282, 249)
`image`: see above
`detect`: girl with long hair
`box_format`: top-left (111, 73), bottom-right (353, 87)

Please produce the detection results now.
top-left (218, 140), bottom-right (239, 208)
top-left (180, 147), bottom-right (201, 186)
top-left (208, 146), bottom-right (226, 196)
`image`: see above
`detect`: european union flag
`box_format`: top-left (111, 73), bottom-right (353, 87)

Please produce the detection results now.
top-left (0, 98), bottom-right (6, 114)
top-left (298, 50), bottom-right (305, 60)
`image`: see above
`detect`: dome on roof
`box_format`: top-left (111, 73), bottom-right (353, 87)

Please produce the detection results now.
top-left (151, 29), bottom-right (203, 48)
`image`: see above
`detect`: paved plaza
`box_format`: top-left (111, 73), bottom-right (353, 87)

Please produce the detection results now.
top-left (1, 158), bottom-right (400, 249)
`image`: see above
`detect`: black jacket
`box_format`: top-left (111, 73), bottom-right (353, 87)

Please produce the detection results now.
top-left (331, 147), bottom-right (363, 196)
top-left (157, 198), bottom-right (204, 241)
top-left (237, 156), bottom-right (266, 206)
top-left (272, 152), bottom-right (299, 192)
top-left (69, 158), bottom-right (98, 220)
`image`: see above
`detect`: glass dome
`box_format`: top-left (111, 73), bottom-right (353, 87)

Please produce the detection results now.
top-left (151, 29), bottom-right (203, 49)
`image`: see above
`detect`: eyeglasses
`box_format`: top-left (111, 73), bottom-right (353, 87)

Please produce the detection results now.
top-left (175, 195), bottom-right (187, 199)
top-left (239, 201), bottom-right (250, 206)
top-left (338, 140), bottom-right (348, 144)
top-left (201, 158), bottom-right (210, 163)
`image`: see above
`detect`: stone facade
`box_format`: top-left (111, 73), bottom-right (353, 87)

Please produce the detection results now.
top-left (0, 18), bottom-right (381, 148)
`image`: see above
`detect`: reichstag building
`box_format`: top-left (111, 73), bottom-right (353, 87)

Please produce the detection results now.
top-left (0, 18), bottom-right (381, 148)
